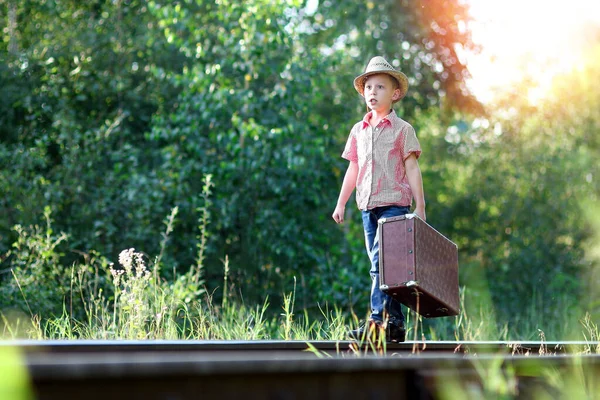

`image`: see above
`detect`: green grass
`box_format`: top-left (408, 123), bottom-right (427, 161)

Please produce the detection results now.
top-left (1, 235), bottom-right (598, 343)
top-left (1, 175), bottom-right (599, 345)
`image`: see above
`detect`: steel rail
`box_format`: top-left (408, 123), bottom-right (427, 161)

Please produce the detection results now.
top-left (2, 339), bottom-right (598, 355)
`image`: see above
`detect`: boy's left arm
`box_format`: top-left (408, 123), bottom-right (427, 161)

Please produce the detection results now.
top-left (405, 153), bottom-right (426, 221)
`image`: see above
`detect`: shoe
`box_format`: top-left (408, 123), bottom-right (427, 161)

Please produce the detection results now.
top-left (386, 320), bottom-right (406, 343)
top-left (348, 319), bottom-right (383, 341)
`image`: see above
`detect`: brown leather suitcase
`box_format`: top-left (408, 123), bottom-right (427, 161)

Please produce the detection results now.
top-left (378, 214), bottom-right (459, 318)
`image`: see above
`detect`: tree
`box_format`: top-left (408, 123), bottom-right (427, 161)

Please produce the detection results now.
top-left (303, 0), bottom-right (484, 117)
top-left (1, 0), bottom-right (490, 317)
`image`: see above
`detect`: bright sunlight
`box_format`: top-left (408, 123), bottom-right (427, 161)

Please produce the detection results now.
top-left (466, 0), bottom-right (600, 104)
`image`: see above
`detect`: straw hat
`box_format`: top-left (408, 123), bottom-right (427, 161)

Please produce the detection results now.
top-left (353, 56), bottom-right (409, 102)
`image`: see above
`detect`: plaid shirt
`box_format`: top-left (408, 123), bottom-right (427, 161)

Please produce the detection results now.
top-left (342, 110), bottom-right (421, 210)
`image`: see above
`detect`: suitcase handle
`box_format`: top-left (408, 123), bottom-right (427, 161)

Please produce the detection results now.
top-left (378, 213), bottom-right (418, 224)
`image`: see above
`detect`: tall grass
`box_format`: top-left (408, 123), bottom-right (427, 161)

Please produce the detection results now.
top-left (0, 174), bottom-right (598, 344)
top-left (0, 175), bottom-right (348, 341)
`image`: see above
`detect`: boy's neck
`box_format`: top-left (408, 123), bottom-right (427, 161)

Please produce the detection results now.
top-left (369, 109), bottom-right (392, 127)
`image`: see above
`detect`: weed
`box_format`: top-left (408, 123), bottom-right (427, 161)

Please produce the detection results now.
top-left (580, 312), bottom-right (600, 354)
top-left (281, 278), bottom-right (296, 340)
top-left (1, 206), bottom-right (69, 318)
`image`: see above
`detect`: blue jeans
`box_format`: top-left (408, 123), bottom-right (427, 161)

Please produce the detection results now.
top-left (361, 205), bottom-right (410, 324)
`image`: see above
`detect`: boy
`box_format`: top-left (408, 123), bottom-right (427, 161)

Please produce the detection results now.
top-left (332, 56), bottom-right (426, 343)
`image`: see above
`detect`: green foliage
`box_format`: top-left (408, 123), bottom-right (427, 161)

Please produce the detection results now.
top-left (0, 345), bottom-right (35, 400)
top-left (304, 0), bottom-right (484, 116)
top-left (432, 41), bottom-right (600, 337)
top-left (1, 0), bottom-right (479, 310)
top-left (0, 207), bottom-right (69, 317)
top-left (0, 0), bottom-right (184, 262)
top-left (145, 0), bottom-right (351, 302)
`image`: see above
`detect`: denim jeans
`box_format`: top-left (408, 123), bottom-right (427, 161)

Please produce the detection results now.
top-left (361, 205), bottom-right (410, 324)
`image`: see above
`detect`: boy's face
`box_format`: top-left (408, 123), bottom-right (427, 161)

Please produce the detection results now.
top-left (363, 74), bottom-right (401, 112)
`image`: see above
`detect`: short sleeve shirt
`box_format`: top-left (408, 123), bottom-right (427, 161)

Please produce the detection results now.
top-left (342, 110), bottom-right (421, 211)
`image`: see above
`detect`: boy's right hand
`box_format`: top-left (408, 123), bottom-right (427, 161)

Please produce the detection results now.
top-left (332, 205), bottom-right (345, 224)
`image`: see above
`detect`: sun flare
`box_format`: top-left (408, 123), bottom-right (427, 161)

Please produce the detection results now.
top-left (466, 0), bottom-right (600, 104)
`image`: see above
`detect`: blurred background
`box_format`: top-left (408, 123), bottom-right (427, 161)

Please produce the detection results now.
top-left (1, 0), bottom-right (599, 339)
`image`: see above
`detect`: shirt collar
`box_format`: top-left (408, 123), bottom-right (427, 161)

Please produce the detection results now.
top-left (361, 110), bottom-right (396, 130)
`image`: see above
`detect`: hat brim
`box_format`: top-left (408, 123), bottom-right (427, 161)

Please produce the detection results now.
top-left (353, 70), bottom-right (409, 102)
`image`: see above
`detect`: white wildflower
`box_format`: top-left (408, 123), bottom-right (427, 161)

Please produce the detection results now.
top-left (119, 248), bottom-right (135, 274)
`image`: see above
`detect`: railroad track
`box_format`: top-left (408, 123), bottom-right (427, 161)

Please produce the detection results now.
top-left (4, 339), bottom-right (598, 355)
top-left (2, 340), bottom-right (599, 399)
